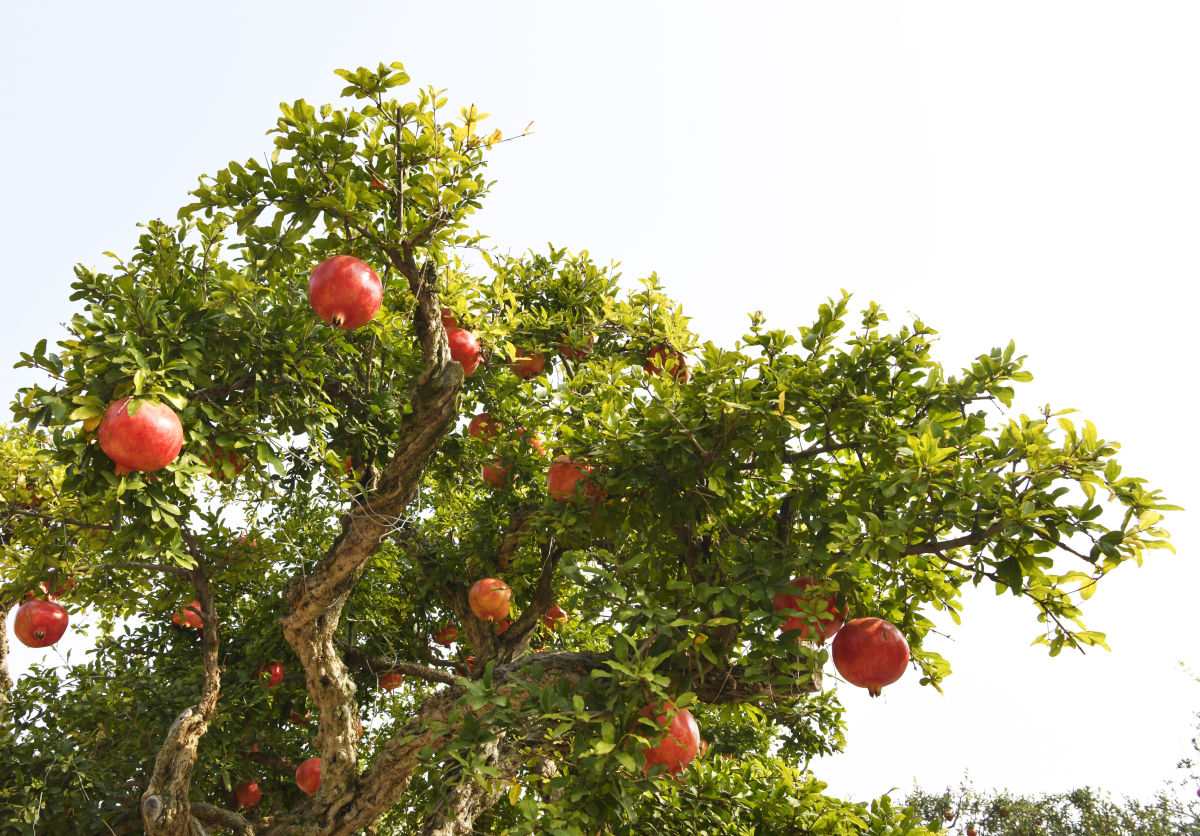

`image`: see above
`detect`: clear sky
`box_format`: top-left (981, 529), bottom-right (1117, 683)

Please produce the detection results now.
top-left (3, 0), bottom-right (1198, 804)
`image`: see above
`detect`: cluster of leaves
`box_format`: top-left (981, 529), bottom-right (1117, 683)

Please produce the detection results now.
top-left (904, 779), bottom-right (1199, 836)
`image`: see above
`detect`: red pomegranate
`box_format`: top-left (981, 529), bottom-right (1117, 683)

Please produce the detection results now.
top-left (482, 462), bottom-right (509, 489)
top-left (259, 661), bottom-right (284, 689)
top-left (468, 578), bottom-right (511, 622)
top-left (493, 619), bottom-right (511, 636)
top-left (357, 718), bottom-right (364, 739)
top-left (644, 346), bottom-right (690, 383)
top-left (547, 456), bottom-right (605, 503)
top-left (831, 617), bottom-right (910, 697)
top-left (13, 599), bottom-right (69, 648)
top-left (944, 811), bottom-right (955, 822)
top-left (98, 397), bottom-right (184, 476)
top-left (308, 255), bottom-right (383, 329)
top-left (967, 829), bottom-right (978, 836)
top-left (542, 605), bottom-right (568, 631)
top-left (637, 701), bottom-right (700, 776)
top-left (773, 576), bottom-right (845, 644)
top-left (558, 329), bottom-right (595, 362)
top-left (509, 348), bottom-right (547, 380)
top-left (468, 413), bottom-right (500, 442)
top-left (446, 327), bottom-right (481, 376)
top-left (515, 428), bottom-right (545, 456)
top-left (295, 757), bottom-right (321, 795)
top-left (235, 779), bottom-right (262, 808)
top-left (440, 307), bottom-right (458, 328)
top-left (172, 601), bottom-right (203, 629)
top-left (42, 572), bottom-right (76, 601)
top-left (698, 739), bottom-right (709, 758)
top-left (379, 672), bottom-right (404, 692)
top-left (204, 443), bottom-right (245, 482)
top-left (433, 624), bottom-right (459, 646)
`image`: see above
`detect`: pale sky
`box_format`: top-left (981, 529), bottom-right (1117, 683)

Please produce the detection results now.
top-left (3, 1), bottom-right (1198, 804)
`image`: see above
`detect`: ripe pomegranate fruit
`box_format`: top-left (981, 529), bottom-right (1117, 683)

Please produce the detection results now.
top-left (295, 757), bottom-right (321, 795)
top-left (945, 811), bottom-right (955, 822)
top-left (468, 578), bottom-right (511, 622)
top-left (259, 661), bottom-right (284, 689)
top-left (357, 718), bottom-right (364, 739)
top-left (235, 779), bottom-right (262, 808)
top-left (379, 672), bottom-right (404, 692)
top-left (773, 576), bottom-right (844, 644)
top-left (515, 428), bottom-right (544, 455)
top-left (440, 307), bottom-right (458, 328)
top-left (637, 701), bottom-right (700, 776)
top-left (542, 605), bottom-right (568, 631)
top-left (967, 829), bottom-right (978, 836)
top-left (494, 619), bottom-right (511, 636)
top-left (482, 462), bottom-right (509, 489)
top-left (98, 397), bottom-right (184, 476)
top-left (558, 329), bottom-right (595, 362)
top-left (547, 456), bottom-right (605, 503)
top-left (831, 617), bottom-right (910, 697)
top-left (468, 413), bottom-right (500, 441)
top-left (509, 348), bottom-right (547, 380)
top-left (446, 327), bottom-right (481, 376)
top-left (204, 444), bottom-right (245, 482)
top-left (307, 255), bottom-right (382, 329)
top-left (172, 601), bottom-right (203, 629)
top-left (42, 572), bottom-right (76, 601)
top-left (13, 598), bottom-right (69, 648)
top-left (433, 624), bottom-right (458, 646)
top-left (644, 346), bottom-right (690, 383)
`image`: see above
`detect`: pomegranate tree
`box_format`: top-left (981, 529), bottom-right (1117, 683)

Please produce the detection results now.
top-left (97, 397), bottom-right (184, 476)
top-left (468, 578), bottom-right (511, 622)
top-left (295, 757), bottom-right (322, 796)
top-left (12, 598), bottom-right (69, 648)
top-left (307, 255), bottom-right (383, 329)
top-left (831, 617), bottom-right (910, 697)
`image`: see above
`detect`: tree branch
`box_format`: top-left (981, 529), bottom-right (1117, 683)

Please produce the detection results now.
top-left (781, 440), bottom-right (857, 464)
top-left (140, 531), bottom-right (222, 836)
top-left (342, 648), bottom-right (459, 686)
top-left (902, 522), bottom-right (1004, 556)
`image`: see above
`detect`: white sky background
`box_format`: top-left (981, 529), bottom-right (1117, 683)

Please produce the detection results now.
top-left (3, 0), bottom-right (1199, 805)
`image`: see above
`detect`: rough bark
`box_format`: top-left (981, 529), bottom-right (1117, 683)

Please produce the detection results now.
top-left (272, 257), bottom-right (465, 832)
top-left (141, 556), bottom-right (241, 836)
top-left (418, 738), bottom-right (507, 836)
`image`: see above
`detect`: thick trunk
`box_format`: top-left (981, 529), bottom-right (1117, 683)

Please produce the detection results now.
top-left (418, 739), bottom-right (506, 836)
